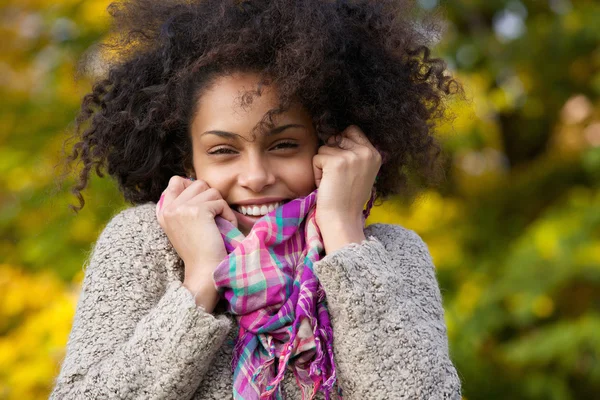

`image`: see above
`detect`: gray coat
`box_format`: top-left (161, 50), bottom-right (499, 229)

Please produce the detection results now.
top-left (50, 202), bottom-right (462, 399)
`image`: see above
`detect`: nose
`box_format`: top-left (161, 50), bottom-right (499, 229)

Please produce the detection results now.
top-left (237, 152), bottom-right (276, 193)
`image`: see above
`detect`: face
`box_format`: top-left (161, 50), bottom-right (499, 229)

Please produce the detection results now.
top-left (189, 72), bottom-right (319, 235)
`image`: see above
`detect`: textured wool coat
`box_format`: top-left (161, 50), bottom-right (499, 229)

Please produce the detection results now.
top-left (50, 202), bottom-right (462, 399)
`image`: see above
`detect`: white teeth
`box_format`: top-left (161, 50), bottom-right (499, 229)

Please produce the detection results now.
top-left (236, 201), bottom-right (283, 216)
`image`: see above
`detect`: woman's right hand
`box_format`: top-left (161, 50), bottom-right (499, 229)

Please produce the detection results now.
top-left (155, 176), bottom-right (238, 286)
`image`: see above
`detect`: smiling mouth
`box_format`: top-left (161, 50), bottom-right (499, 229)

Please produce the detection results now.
top-left (232, 199), bottom-right (291, 217)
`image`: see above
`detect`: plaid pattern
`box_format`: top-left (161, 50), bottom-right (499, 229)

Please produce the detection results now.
top-left (213, 188), bottom-right (374, 400)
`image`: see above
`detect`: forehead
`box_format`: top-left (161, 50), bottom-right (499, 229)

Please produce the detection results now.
top-left (192, 72), bottom-right (292, 137)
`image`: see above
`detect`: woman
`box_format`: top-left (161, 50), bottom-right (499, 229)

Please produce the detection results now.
top-left (51, 0), bottom-right (464, 398)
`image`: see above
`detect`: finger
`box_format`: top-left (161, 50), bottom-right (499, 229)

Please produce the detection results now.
top-left (204, 199), bottom-right (238, 228)
top-left (326, 133), bottom-right (367, 159)
top-left (346, 127), bottom-right (381, 160)
top-left (326, 135), bottom-right (339, 146)
top-left (342, 125), bottom-right (373, 148)
top-left (318, 143), bottom-right (347, 155)
top-left (170, 178), bottom-right (211, 208)
top-left (157, 176), bottom-right (192, 221)
top-left (333, 136), bottom-right (361, 153)
top-left (325, 134), bottom-right (352, 149)
top-left (339, 127), bottom-right (382, 163)
top-left (318, 143), bottom-right (360, 163)
top-left (312, 153), bottom-right (328, 188)
top-left (185, 187), bottom-right (232, 226)
top-left (191, 187), bottom-right (222, 203)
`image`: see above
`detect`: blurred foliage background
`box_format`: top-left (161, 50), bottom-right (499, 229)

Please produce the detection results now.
top-left (1, 0), bottom-right (599, 399)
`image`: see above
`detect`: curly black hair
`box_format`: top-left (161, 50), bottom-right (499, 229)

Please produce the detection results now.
top-left (55, 0), bottom-right (464, 213)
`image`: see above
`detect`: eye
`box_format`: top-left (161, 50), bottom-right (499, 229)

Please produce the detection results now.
top-left (208, 147), bottom-right (237, 155)
top-left (271, 141), bottom-right (298, 150)
top-left (207, 141), bottom-right (298, 155)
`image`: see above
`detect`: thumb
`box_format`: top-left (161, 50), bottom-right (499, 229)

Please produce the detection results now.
top-left (206, 199), bottom-right (238, 228)
top-left (312, 154), bottom-right (324, 188)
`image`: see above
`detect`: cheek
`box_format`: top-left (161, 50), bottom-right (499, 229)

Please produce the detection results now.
top-left (196, 165), bottom-right (235, 195)
top-left (278, 157), bottom-right (316, 194)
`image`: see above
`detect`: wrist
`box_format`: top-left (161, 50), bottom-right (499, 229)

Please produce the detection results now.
top-left (182, 278), bottom-right (220, 314)
top-left (320, 218), bottom-right (366, 254)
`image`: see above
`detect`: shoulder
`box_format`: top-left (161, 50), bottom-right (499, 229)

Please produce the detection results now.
top-left (364, 222), bottom-right (432, 259)
top-left (105, 202), bottom-right (159, 231)
top-left (363, 223), bottom-right (438, 285)
top-left (89, 201), bottom-right (183, 281)
top-left (97, 202), bottom-right (172, 256)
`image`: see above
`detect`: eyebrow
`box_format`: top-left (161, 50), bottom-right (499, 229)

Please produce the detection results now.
top-left (200, 124), bottom-right (305, 139)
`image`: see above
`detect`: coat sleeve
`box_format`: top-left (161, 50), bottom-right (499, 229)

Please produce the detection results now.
top-left (49, 207), bottom-right (232, 400)
top-left (313, 224), bottom-right (462, 400)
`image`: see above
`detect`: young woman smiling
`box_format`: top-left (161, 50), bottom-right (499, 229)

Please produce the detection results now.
top-left (52, 0), bottom-right (464, 399)
top-left (162, 72), bottom-right (382, 313)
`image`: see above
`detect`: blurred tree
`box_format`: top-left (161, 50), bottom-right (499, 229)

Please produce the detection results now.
top-left (0, 0), bottom-right (124, 283)
top-left (407, 1), bottom-right (600, 399)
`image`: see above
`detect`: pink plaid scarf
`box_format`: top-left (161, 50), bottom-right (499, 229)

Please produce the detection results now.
top-left (212, 188), bottom-right (375, 399)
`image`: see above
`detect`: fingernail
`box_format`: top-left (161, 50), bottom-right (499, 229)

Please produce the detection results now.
top-left (158, 193), bottom-right (165, 210)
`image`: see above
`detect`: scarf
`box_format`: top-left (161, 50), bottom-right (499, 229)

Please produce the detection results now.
top-left (213, 188), bottom-right (375, 400)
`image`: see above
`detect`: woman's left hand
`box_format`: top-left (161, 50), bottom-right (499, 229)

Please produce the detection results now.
top-left (312, 125), bottom-right (382, 253)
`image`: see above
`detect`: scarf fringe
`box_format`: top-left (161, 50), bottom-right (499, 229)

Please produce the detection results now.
top-left (231, 329), bottom-right (247, 372)
top-left (293, 363), bottom-right (323, 400)
top-left (258, 314), bottom-right (341, 400)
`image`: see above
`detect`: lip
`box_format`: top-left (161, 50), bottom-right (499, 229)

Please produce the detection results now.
top-left (231, 197), bottom-right (290, 206)
top-left (233, 208), bottom-right (265, 229)
top-left (231, 200), bottom-right (290, 230)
